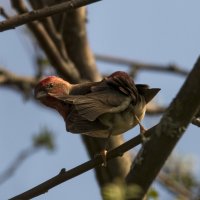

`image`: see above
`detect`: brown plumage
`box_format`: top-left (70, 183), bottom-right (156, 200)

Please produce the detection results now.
top-left (34, 71), bottom-right (160, 138)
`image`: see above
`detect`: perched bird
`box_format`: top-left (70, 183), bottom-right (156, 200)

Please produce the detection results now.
top-left (34, 71), bottom-right (160, 164)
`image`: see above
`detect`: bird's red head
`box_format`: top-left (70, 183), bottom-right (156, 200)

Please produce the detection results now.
top-left (34, 76), bottom-right (71, 102)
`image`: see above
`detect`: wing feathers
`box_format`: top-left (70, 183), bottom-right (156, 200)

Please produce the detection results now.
top-left (66, 109), bottom-right (108, 134)
top-left (60, 91), bottom-right (131, 121)
top-left (52, 72), bottom-right (137, 122)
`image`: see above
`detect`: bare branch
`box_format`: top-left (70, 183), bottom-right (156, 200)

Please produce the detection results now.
top-left (38, 16), bottom-right (69, 61)
top-left (12, 0), bottom-right (80, 83)
top-left (157, 171), bottom-right (192, 199)
top-left (0, 147), bottom-right (37, 185)
top-left (0, 67), bottom-right (37, 97)
top-left (0, 129), bottom-right (55, 186)
top-left (146, 103), bottom-right (166, 115)
top-left (0, 6), bottom-right (10, 19)
top-left (9, 129), bottom-right (150, 200)
top-left (28, 0), bottom-right (69, 62)
top-left (96, 54), bottom-right (189, 76)
top-left (0, 0), bottom-right (101, 32)
top-left (7, 128), bottom-right (194, 200)
top-left (63, 8), bottom-right (101, 81)
top-left (126, 57), bottom-right (200, 199)
top-left (146, 103), bottom-right (200, 128)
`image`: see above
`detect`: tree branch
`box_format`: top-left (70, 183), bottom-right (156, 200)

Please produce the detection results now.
top-left (12, 0), bottom-right (80, 83)
top-left (126, 57), bottom-right (200, 199)
top-left (146, 102), bottom-right (200, 128)
top-left (0, 0), bottom-right (101, 32)
top-left (157, 171), bottom-right (193, 199)
top-left (0, 67), bottom-right (37, 98)
top-left (96, 54), bottom-right (189, 76)
top-left (146, 104), bottom-right (166, 115)
top-left (0, 6), bottom-right (10, 19)
top-left (63, 7), bottom-right (101, 81)
top-left (9, 130), bottom-right (149, 200)
top-left (0, 147), bottom-right (37, 185)
top-left (28, 1), bottom-right (70, 63)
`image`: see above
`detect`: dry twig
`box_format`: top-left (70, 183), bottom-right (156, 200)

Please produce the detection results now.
top-left (0, 6), bottom-right (10, 19)
top-left (9, 130), bottom-right (147, 200)
top-left (11, 0), bottom-right (80, 83)
top-left (96, 54), bottom-right (189, 76)
top-left (0, 147), bottom-right (37, 185)
top-left (0, 0), bottom-right (101, 32)
top-left (0, 67), bottom-right (37, 97)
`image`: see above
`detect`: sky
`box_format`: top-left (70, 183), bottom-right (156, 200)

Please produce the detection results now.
top-left (1, 0), bottom-right (200, 199)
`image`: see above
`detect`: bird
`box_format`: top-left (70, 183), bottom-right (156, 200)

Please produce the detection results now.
top-left (34, 71), bottom-right (160, 165)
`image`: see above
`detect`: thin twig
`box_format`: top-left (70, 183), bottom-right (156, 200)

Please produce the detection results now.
top-left (0, 67), bottom-right (37, 98)
top-left (30, 0), bottom-right (69, 62)
top-left (41, 16), bottom-right (69, 61)
top-left (0, 6), bottom-right (10, 19)
top-left (0, 0), bottom-right (101, 32)
top-left (9, 129), bottom-right (152, 200)
top-left (96, 54), bottom-right (189, 76)
top-left (0, 147), bottom-right (38, 185)
top-left (157, 171), bottom-right (192, 199)
top-left (12, 0), bottom-right (80, 83)
top-left (146, 104), bottom-right (166, 115)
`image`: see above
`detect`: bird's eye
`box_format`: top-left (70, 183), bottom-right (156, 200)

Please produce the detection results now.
top-left (47, 83), bottom-right (54, 89)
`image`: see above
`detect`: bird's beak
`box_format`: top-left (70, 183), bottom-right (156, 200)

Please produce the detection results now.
top-left (35, 90), bottom-right (48, 99)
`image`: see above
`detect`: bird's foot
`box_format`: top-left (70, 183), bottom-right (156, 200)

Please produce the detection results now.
top-left (100, 149), bottom-right (108, 167)
top-left (134, 115), bottom-right (149, 144)
top-left (95, 149), bottom-right (108, 167)
top-left (140, 126), bottom-right (150, 144)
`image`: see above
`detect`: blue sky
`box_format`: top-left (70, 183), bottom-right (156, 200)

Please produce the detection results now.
top-left (1, 0), bottom-right (200, 199)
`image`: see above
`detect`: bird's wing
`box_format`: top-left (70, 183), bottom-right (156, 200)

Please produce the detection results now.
top-left (65, 108), bottom-right (108, 134)
top-left (52, 74), bottom-right (139, 122)
top-left (62, 90), bottom-right (132, 121)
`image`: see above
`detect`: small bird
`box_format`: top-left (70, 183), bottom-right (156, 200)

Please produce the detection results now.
top-left (34, 71), bottom-right (160, 164)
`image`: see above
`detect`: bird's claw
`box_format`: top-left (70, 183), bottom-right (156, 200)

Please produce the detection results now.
top-left (95, 149), bottom-right (108, 167)
top-left (140, 126), bottom-right (147, 134)
top-left (140, 127), bottom-right (150, 144)
top-left (100, 149), bottom-right (108, 167)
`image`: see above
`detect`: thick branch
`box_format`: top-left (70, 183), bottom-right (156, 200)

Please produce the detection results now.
top-left (126, 57), bottom-right (200, 199)
top-left (63, 8), bottom-right (101, 81)
top-left (96, 54), bottom-right (189, 76)
top-left (0, 0), bottom-right (101, 32)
